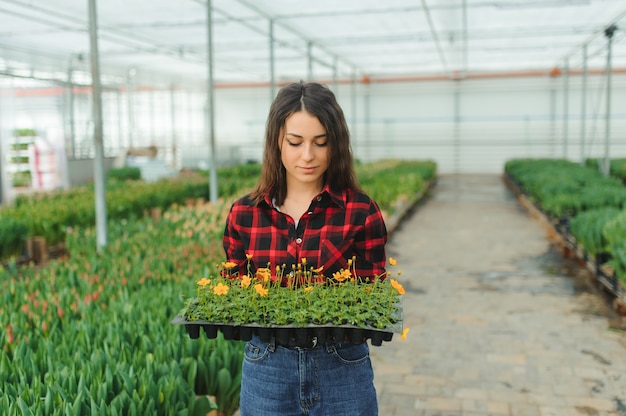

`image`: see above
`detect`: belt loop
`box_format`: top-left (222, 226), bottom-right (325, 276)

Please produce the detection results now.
top-left (325, 336), bottom-right (335, 353)
top-left (268, 336), bottom-right (276, 352)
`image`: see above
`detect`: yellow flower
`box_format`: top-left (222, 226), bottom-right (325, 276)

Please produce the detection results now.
top-left (301, 258), bottom-right (307, 265)
top-left (304, 286), bottom-right (314, 293)
top-left (195, 277), bottom-right (211, 287)
top-left (397, 269), bottom-right (403, 276)
top-left (388, 257), bottom-right (398, 266)
top-left (332, 269), bottom-right (352, 282)
top-left (213, 282), bottom-right (229, 296)
top-left (347, 258), bottom-right (353, 266)
top-left (401, 327), bottom-right (410, 341)
top-left (222, 261), bottom-right (237, 269)
top-left (256, 268), bottom-right (271, 282)
top-left (312, 266), bottom-right (324, 274)
top-left (246, 253), bottom-right (253, 260)
top-left (254, 283), bottom-right (268, 297)
top-left (240, 275), bottom-right (251, 289)
top-left (390, 278), bottom-right (405, 295)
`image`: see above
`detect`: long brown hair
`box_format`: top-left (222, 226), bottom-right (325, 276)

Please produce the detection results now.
top-left (249, 81), bottom-right (360, 205)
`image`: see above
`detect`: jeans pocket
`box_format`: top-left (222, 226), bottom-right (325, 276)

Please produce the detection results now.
top-left (330, 342), bottom-right (370, 365)
top-left (243, 339), bottom-right (272, 363)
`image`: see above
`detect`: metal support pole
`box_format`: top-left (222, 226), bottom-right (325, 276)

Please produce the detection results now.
top-left (116, 89), bottom-right (123, 154)
top-left (307, 41), bottom-right (313, 81)
top-left (602, 25), bottom-right (616, 177)
top-left (562, 58), bottom-right (569, 159)
top-left (453, 85), bottom-right (461, 173)
top-left (269, 19), bottom-right (276, 101)
top-left (67, 58), bottom-right (76, 159)
top-left (462, 0), bottom-right (468, 77)
top-left (550, 86), bottom-right (556, 156)
top-left (580, 44), bottom-right (588, 164)
top-left (170, 85), bottom-right (177, 169)
top-left (206, 0), bottom-right (218, 202)
top-left (127, 68), bottom-right (136, 148)
top-left (150, 89), bottom-right (156, 145)
top-left (88, 0), bottom-right (108, 251)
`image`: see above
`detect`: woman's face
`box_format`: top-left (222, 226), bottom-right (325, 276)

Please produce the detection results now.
top-left (279, 110), bottom-right (329, 191)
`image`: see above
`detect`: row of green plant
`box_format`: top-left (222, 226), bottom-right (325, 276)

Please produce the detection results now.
top-left (0, 160), bottom-right (436, 414)
top-left (585, 158), bottom-right (626, 183)
top-left (1, 194), bottom-right (242, 415)
top-left (505, 158), bottom-right (626, 285)
top-left (10, 142), bottom-right (31, 151)
top-left (0, 161), bottom-right (436, 263)
top-left (358, 160), bottom-right (436, 218)
top-left (0, 164), bottom-right (262, 261)
top-left (505, 158), bottom-right (626, 218)
top-left (13, 128), bottom-right (37, 137)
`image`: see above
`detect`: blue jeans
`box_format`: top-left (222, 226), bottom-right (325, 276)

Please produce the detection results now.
top-left (239, 335), bottom-right (378, 416)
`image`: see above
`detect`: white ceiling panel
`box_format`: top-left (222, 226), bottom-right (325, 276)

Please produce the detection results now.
top-left (0, 0), bottom-right (624, 87)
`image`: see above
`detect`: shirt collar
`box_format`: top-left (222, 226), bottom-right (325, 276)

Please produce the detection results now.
top-left (261, 184), bottom-right (347, 209)
top-left (322, 184), bottom-right (346, 208)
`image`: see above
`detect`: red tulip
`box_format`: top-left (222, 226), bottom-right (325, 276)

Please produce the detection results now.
top-left (6, 324), bottom-right (13, 344)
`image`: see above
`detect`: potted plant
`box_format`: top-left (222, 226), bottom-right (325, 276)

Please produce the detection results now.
top-left (173, 256), bottom-right (407, 346)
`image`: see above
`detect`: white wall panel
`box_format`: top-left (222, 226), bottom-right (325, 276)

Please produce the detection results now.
top-left (2, 73), bottom-right (625, 178)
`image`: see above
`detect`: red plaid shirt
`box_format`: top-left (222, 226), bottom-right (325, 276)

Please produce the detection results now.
top-left (222, 185), bottom-right (388, 284)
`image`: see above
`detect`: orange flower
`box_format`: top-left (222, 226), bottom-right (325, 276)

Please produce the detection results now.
top-left (388, 257), bottom-right (398, 266)
top-left (390, 279), bottom-right (405, 295)
top-left (246, 253), bottom-right (253, 260)
top-left (401, 327), bottom-right (410, 341)
top-left (332, 269), bottom-right (352, 282)
top-left (312, 266), bottom-right (324, 274)
top-left (222, 261), bottom-right (237, 269)
top-left (254, 283), bottom-right (268, 297)
top-left (213, 282), bottom-right (229, 296)
top-left (196, 277), bottom-right (211, 287)
top-left (240, 275), bottom-right (251, 289)
top-left (256, 268), bottom-right (271, 282)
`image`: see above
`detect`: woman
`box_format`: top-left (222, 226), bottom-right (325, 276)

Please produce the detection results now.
top-left (223, 81), bottom-right (387, 416)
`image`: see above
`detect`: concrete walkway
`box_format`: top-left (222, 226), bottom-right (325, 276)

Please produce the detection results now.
top-left (373, 174), bottom-right (626, 416)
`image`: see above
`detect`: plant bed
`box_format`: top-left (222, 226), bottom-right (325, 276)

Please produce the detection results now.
top-left (173, 257), bottom-right (406, 346)
top-left (503, 166), bottom-right (626, 311)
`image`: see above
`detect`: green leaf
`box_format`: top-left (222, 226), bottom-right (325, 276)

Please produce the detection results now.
top-left (17, 396), bottom-right (34, 416)
top-left (191, 396), bottom-right (218, 416)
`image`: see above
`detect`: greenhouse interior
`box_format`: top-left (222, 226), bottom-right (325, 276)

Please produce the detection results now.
top-left (1, 1), bottom-right (626, 415)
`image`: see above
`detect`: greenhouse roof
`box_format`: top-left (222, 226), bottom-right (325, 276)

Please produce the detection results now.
top-left (0, 0), bottom-right (625, 88)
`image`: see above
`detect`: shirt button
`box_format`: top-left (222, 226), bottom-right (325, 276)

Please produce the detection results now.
top-left (316, 196), bottom-right (322, 201)
top-left (296, 237), bottom-right (302, 244)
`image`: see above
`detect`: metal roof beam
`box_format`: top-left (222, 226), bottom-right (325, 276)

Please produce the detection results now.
top-left (420, 0), bottom-right (449, 76)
